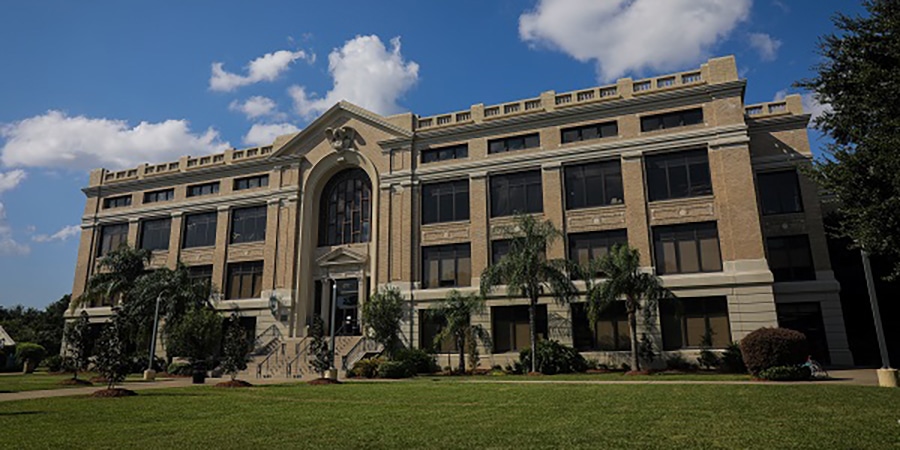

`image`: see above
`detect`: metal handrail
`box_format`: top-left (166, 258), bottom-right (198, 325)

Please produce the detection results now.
top-left (255, 340), bottom-right (285, 378)
top-left (341, 337), bottom-right (384, 371)
top-left (285, 337), bottom-right (311, 378)
top-left (253, 324), bottom-right (283, 354)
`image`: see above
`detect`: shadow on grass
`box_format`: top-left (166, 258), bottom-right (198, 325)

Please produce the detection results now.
top-left (0, 411), bottom-right (45, 416)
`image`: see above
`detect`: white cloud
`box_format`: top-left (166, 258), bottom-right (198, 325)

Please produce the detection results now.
top-left (519, 0), bottom-right (752, 82)
top-left (774, 90), bottom-right (832, 126)
top-left (32, 224), bottom-right (81, 243)
top-left (0, 111), bottom-right (229, 170)
top-left (229, 96), bottom-right (284, 120)
top-left (0, 203), bottom-right (29, 256)
top-left (0, 169), bottom-right (26, 195)
top-left (289, 35), bottom-right (419, 118)
top-left (748, 32), bottom-right (782, 61)
top-left (243, 123), bottom-right (300, 146)
top-left (210, 50), bottom-right (312, 92)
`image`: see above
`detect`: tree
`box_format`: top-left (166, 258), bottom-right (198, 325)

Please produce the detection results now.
top-left (429, 290), bottom-right (491, 374)
top-left (361, 286), bottom-right (406, 357)
top-left (580, 244), bottom-right (672, 372)
top-left (63, 311), bottom-right (93, 381)
top-left (0, 295), bottom-right (70, 356)
top-left (796, 0), bottom-right (900, 278)
top-left (164, 306), bottom-right (223, 373)
top-left (480, 214), bottom-right (577, 374)
top-left (95, 315), bottom-right (130, 390)
top-left (15, 343), bottom-right (46, 374)
top-left (308, 316), bottom-right (331, 378)
top-left (77, 245), bottom-right (150, 308)
top-left (220, 314), bottom-right (252, 381)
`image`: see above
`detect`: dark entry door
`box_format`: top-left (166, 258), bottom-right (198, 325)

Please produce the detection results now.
top-left (334, 278), bottom-right (360, 336)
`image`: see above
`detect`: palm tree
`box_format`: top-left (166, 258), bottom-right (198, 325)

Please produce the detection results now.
top-left (480, 214), bottom-right (577, 374)
top-left (429, 290), bottom-right (491, 374)
top-left (76, 245), bottom-right (150, 309)
top-left (580, 244), bottom-right (672, 372)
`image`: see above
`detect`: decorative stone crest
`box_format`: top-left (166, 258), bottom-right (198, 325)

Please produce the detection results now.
top-left (325, 126), bottom-right (356, 152)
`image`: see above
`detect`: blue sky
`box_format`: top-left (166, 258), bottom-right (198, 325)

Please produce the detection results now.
top-left (0, 0), bottom-right (865, 308)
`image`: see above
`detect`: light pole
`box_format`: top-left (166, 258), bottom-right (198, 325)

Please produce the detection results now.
top-left (328, 277), bottom-right (338, 380)
top-left (860, 249), bottom-right (897, 387)
top-left (143, 291), bottom-right (164, 381)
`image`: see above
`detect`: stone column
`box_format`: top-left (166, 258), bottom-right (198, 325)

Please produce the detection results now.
top-left (621, 152), bottom-right (652, 264)
top-left (166, 212), bottom-right (183, 268)
top-left (262, 198), bottom-right (281, 291)
top-left (469, 172), bottom-right (489, 287)
top-left (541, 162), bottom-right (565, 260)
top-left (212, 205), bottom-right (231, 296)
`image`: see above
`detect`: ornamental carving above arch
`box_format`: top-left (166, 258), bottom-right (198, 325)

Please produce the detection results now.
top-left (325, 126), bottom-right (356, 152)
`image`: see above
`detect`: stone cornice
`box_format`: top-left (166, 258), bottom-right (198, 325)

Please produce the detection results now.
top-left (746, 113), bottom-right (811, 133)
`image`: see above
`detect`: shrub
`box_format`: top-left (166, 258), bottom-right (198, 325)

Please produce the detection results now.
top-left (394, 348), bottom-right (439, 374)
top-left (15, 343), bottom-right (47, 367)
top-left (697, 350), bottom-right (721, 370)
top-left (129, 356), bottom-right (166, 374)
top-left (758, 365), bottom-right (811, 381)
top-left (167, 362), bottom-right (192, 376)
top-left (519, 340), bottom-right (587, 375)
top-left (740, 328), bottom-right (808, 375)
top-left (350, 358), bottom-right (383, 379)
top-left (665, 353), bottom-right (698, 372)
top-left (720, 342), bottom-right (746, 374)
top-left (377, 360), bottom-right (413, 379)
top-left (221, 314), bottom-right (252, 381)
top-left (43, 355), bottom-right (65, 373)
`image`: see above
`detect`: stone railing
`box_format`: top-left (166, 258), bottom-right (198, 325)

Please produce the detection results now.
top-left (101, 145), bottom-right (274, 184)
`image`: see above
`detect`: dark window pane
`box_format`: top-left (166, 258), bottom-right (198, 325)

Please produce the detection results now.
top-left (234, 175), bottom-right (269, 191)
top-left (187, 182), bottom-right (220, 197)
top-left (183, 212), bottom-right (218, 248)
top-left (318, 169), bottom-right (372, 246)
top-left (641, 108), bottom-right (704, 132)
top-left (645, 149), bottom-right (712, 201)
top-left (98, 223), bottom-right (129, 256)
top-left (139, 218), bottom-right (171, 252)
top-left (661, 297), bottom-right (730, 350)
top-left (422, 244), bottom-right (471, 289)
top-left (757, 170), bottom-right (804, 215)
top-left (103, 195), bottom-right (132, 209)
top-left (567, 230), bottom-right (628, 277)
top-left (490, 170), bottom-right (542, 217)
top-left (226, 261), bottom-right (264, 300)
top-left (488, 133), bottom-right (540, 154)
top-left (422, 144), bottom-right (468, 164)
top-left (492, 305), bottom-right (548, 352)
top-left (767, 235), bottom-right (815, 282)
top-left (564, 160), bottom-right (623, 209)
top-left (653, 222), bottom-right (721, 275)
top-left (230, 206), bottom-right (267, 244)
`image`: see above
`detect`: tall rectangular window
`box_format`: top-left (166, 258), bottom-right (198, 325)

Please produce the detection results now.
top-left (230, 205), bottom-right (267, 244)
top-left (653, 222), bottom-right (722, 275)
top-left (568, 230), bottom-right (629, 269)
top-left (640, 108), bottom-right (704, 132)
top-left (97, 223), bottom-right (128, 256)
top-left (422, 243), bottom-right (471, 289)
top-left (757, 170), bottom-right (804, 215)
top-left (422, 180), bottom-right (469, 224)
top-left (233, 174), bottom-right (269, 191)
top-left (661, 297), bottom-right (731, 350)
top-left (492, 305), bottom-right (547, 352)
top-left (419, 310), bottom-right (457, 353)
top-left (182, 212), bottom-right (218, 248)
top-left (767, 235), bottom-right (815, 282)
top-left (421, 144), bottom-right (468, 164)
top-left (489, 170), bottom-right (543, 217)
top-left (103, 195), bottom-right (132, 209)
top-left (645, 149), bottom-right (712, 201)
top-left (571, 302), bottom-right (630, 351)
top-left (143, 189), bottom-right (174, 204)
top-left (139, 218), bottom-right (171, 252)
top-left (187, 182), bottom-right (220, 198)
top-left (488, 133), bottom-right (540, 154)
top-left (226, 261), bottom-right (264, 300)
top-left (564, 160), bottom-right (624, 209)
top-left (187, 265), bottom-right (213, 289)
top-left (561, 121), bottom-right (618, 144)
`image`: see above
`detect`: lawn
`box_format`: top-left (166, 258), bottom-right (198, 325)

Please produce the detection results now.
top-left (1, 379), bottom-right (898, 449)
top-left (0, 372), bottom-right (170, 393)
top-left (443, 371), bottom-right (752, 382)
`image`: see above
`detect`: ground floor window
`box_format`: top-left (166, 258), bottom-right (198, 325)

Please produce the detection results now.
top-left (419, 310), bottom-right (457, 353)
top-left (776, 302), bottom-right (830, 364)
top-left (226, 261), bottom-right (264, 300)
top-left (571, 302), bottom-right (630, 351)
top-left (660, 296), bottom-right (730, 350)
top-left (492, 305), bottom-right (547, 353)
top-left (422, 243), bottom-right (471, 289)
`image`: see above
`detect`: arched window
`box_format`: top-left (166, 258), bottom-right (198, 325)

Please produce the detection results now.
top-left (318, 168), bottom-right (372, 246)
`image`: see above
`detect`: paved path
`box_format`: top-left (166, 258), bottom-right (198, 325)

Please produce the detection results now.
top-left (0, 369), bottom-right (883, 403)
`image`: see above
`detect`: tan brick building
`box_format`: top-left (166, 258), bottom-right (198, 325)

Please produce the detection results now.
top-left (70, 55), bottom-right (852, 371)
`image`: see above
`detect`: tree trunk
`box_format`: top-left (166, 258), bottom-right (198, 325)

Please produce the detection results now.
top-left (628, 303), bottom-right (639, 372)
top-left (529, 298), bottom-right (538, 374)
top-left (457, 333), bottom-right (466, 374)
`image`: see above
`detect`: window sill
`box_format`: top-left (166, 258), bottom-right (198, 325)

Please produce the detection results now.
top-left (647, 194), bottom-right (714, 206)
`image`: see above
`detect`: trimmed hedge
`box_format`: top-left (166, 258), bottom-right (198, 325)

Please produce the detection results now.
top-left (377, 360), bottom-right (413, 379)
top-left (393, 348), bottom-right (439, 374)
top-left (758, 365), bottom-right (812, 381)
top-left (167, 362), bottom-right (192, 376)
top-left (15, 343), bottom-right (46, 366)
top-left (519, 340), bottom-right (588, 375)
top-left (740, 328), bottom-right (808, 375)
top-left (350, 357), bottom-right (383, 379)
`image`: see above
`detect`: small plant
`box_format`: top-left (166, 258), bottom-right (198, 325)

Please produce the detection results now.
top-left (164, 306), bottom-right (223, 383)
top-left (519, 340), bottom-right (588, 375)
top-left (15, 342), bottom-right (47, 374)
top-left (167, 361), bottom-right (192, 376)
top-left (361, 286), bottom-right (406, 357)
top-left (393, 348), bottom-right (438, 374)
top-left (740, 328), bottom-right (808, 376)
top-left (63, 311), bottom-right (93, 381)
top-left (43, 355), bottom-right (65, 373)
top-left (697, 327), bottom-right (721, 370)
top-left (220, 314), bottom-right (253, 381)
top-left (757, 365), bottom-right (812, 381)
top-left (665, 353), bottom-right (698, 372)
top-left (308, 316), bottom-right (331, 378)
top-left (719, 342), bottom-right (746, 374)
top-left (94, 317), bottom-right (131, 390)
top-left (378, 360), bottom-right (414, 379)
top-left (350, 357), bottom-right (383, 378)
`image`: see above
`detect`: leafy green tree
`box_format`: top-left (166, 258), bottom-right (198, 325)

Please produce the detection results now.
top-left (579, 245), bottom-right (672, 372)
top-left (308, 316), bottom-right (331, 377)
top-left (15, 342), bottom-right (46, 373)
top-left (797, 0), bottom-right (900, 278)
top-left (361, 286), bottom-right (406, 357)
top-left (220, 314), bottom-right (252, 381)
top-left (95, 315), bottom-right (130, 390)
top-left (480, 214), bottom-right (577, 374)
top-left (164, 306), bottom-right (223, 372)
top-left (0, 295), bottom-right (70, 355)
top-left (429, 290), bottom-right (491, 374)
top-left (63, 311), bottom-right (93, 380)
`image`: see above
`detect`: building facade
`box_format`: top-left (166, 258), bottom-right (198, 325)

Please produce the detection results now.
top-left (69, 55), bottom-right (853, 368)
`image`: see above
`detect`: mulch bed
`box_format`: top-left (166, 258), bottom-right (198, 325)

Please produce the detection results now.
top-left (526, 371), bottom-right (544, 376)
top-left (625, 370), bottom-right (653, 376)
top-left (214, 380), bottom-right (254, 388)
top-left (308, 378), bottom-right (342, 385)
top-left (90, 388), bottom-right (137, 398)
top-left (58, 378), bottom-right (93, 386)
top-left (89, 376), bottom-right (108, 384)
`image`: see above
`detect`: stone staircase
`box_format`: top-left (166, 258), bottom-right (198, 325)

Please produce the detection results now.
top-left (248, 335), bottom-right (369, 379)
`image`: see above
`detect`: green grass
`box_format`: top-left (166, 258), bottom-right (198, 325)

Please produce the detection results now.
top-left (1, 380), bottom-right (898, 449)
top-left (0, 372), bottom-right (170, 393)
top-left (445, 372), bottom-right (752, 382)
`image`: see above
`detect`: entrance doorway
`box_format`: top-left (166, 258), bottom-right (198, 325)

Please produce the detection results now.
top-left (333, 278), bottom-right (360, 336)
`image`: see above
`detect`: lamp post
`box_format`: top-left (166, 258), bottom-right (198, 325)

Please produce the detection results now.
top-left (860, 249), bottom-right (898, 387)
top-left (143, 291), bottom-right (164, 381)
top-left (328, 277), bottom-right (339, 380)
